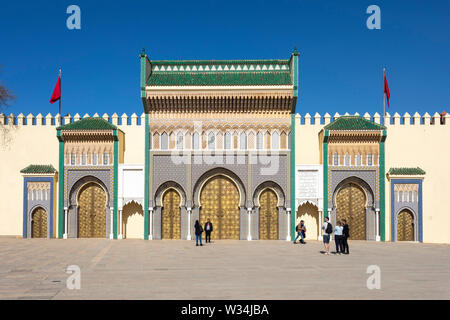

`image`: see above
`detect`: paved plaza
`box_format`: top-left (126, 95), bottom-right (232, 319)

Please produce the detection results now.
top-left (0, 238), bottom-right (449, 299)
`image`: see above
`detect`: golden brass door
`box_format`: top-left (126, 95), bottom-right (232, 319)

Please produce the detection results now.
top-left (397, 210), bottom-right (414, 241)
top-left (259, 189), bottom-right (278, 240)
top-left (162, 189), bottom-right (181, 239)
top-left (31, 207), bottom-right (47, 238)
top-left (336, 183), bottom-right (366, 240)
top-left (78, 182), bottom-right (107, 238)
top-left (200, 175), bottom-right (240, 240)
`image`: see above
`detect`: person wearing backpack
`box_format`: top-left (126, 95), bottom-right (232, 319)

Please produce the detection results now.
top-left (293, 220), bottom-right (306, 244)
top-left (322, 216), bottom-right (332, 255)
top-left (194, 220), bottom-right (203, 246)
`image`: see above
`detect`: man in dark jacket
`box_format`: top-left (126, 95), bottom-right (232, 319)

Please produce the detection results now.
top-left (342, 219), bottom-right (350, 254)
top-left (204, 218), bottom-right (213, 243)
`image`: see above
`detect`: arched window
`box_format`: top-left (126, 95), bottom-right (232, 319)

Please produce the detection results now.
top-left (224, 132), bottom-right (232, 150)
top-left (344, 153), bottom-right (350, 166)
top-left (70, 153), bottom-right (76, 166)
top-left (208, 132), bottom-right (215, 150)
top-left (176, 132), bottom-right (184, 150)
top-left (239, 132), bottom-right (247, 150)
top-left (271, 131), bottom-right (280, 149)
top-left (92, 153), bottom-right (98, 166)
top-left (367, 154), bottom-right (374, 166)
top-left (81, 153), bottom-right (87, 166)
top-left (103, 153), bottom-right (110, 165)
top-left (192, 132), bottom-right (200, 150)
top-left (256, 131), bottom-right (264, 150)
top-left (161, 132), bottom-right (169, 150)
top-left (355, 154), bottom-right (362, 166)
top-left (333, 153), bottom-right (339, 166)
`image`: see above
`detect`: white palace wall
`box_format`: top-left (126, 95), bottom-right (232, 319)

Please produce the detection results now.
top-left (0, 113), bottom-right (145, 236)
top-left (1, 111), bottom-right (450, 243)
top-left (295, 111), bottom-right (450, 244)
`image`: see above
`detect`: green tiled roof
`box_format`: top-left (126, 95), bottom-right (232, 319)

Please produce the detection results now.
top-left (147, 58), bottom-right (293, 86)
top-left (147, 71), bottom-right (292, 86)
top-left (57, 117), bottom-right (117, 131)
top-left (324, 116), bottom-right (386, 131)
top-left (151, 59), bottom-right (290, 66)
top-left (21, 164), bottom-right (56, 174)
top-left (388, 167), bottom-right (426, 175)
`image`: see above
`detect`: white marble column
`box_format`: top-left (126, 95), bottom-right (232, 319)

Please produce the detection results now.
top-left (63, 207), bottom-right (68, 239)
top-left (286, 208), bottom-right (291, 241)
top-left (187, 207), bottom-right (192, 240)
top-left (118, 209), bottom-right (123, 239)
top-left (247, 207), bottom-right (252, 241)
top-left (318, 210), bottom-right (323, 240)
top-left (375, 209), bottom-right (380, 241)
top-left (109, 207), bottom-right (114, 239)
top-left (149, 207), bottom-right (153, 240)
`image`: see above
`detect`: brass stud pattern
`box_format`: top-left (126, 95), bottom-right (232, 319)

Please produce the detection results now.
top-left (200, 176), bottom-right (240, 240)
top-left (336, 183), bottom-right (366, 240)
top-left (31, 208), bottom-right (47, 238)
top-left (78, 183), bottom-right (107, 238)
top-left (259, 189), bottom-right (278, 240)
top-left (161, 189), bottom-right (181, 239)
top-left (397, 210), bottom-right (414, 241)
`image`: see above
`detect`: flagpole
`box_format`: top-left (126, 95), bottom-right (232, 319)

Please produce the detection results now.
top-left (59, 68), bottom-right (62, 121)
top-left (383, 67), bottom-right (386, 125)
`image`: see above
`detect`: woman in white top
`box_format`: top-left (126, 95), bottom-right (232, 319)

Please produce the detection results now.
top-left (334, 221), bottom-right (344, 254)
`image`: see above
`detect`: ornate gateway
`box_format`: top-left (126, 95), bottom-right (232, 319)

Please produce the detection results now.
top-left (336, 182), bottom-right (366, 240)
top-left (259, 189), bottom-right (278, 240)
top-left (200, 176), bottom-right (240, 240)
top-left (397, 209), bottom-right (414, 241)
top-left (78, 182), bottom-right (107, 238)
top-left (161, 189), bottom-right (181, 239)
top-left (31, 207), bottom-right (47, 238)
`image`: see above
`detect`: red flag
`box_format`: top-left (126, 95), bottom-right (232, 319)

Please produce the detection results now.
top-left (50, 75), bottom-right (61, 104)
top-left (384, 74), bottom-right (390, 107)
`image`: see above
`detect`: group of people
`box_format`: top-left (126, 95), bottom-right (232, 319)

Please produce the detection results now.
top-left (293, 217), bottom-right (350, 255)
top-left (194, 219), bottom-right (213, 246)
top-left (195, 217), bottom-right (350, 254)
top-left (322, 217), bottom-right (350, 255)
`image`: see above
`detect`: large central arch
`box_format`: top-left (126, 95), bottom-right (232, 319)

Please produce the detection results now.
top-left (332, 176), bottom-right (376, 240)
top-left (68, 176), bottom-right (111, 238)
top-left (193, 168), bottom-right (246, 240)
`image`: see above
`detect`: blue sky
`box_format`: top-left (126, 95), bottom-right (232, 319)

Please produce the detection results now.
top-left (0, 0), bottom-right (449, 118)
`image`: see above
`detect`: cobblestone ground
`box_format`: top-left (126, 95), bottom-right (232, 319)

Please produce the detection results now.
top-left (0, 238), bottom-right (449, 299)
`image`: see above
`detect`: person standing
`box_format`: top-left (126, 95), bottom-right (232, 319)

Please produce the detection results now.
top-left (334, 221), bottom-right (344, 254)
top-left (204, 218), bottom-right (213, 243)
top-left (342, 219), bottom-right (350, 254)
top-left (194, 220), bottom-right (203, 246)
top-left (321, 217), bottom-right (332, 255)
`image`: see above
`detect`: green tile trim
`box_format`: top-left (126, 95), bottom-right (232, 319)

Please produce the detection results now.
top-left (380, 130), bottom-right (387, 241)
top-left (57, 117), bottom-right (117, 131)
top-left (147, 71), bottom-right (292, 86)
top-left (290, 113), bottom-right (296, 240)
top-left (388, 167), bottom-right (426, 175)
top-left (20, 164), bottom-right (56, 174)
top-left (57, 130), bottom-right (64, 238)
top-left (151, 59), bottom-right (290, 66)
top-left (144, 113), bottom-right (149, 240)
top-left (324, 116), bottom-right (386, 131)
top-left (323, 130), bottom-right (329, 218)
top-left (113, 129), bottom-right (118, 239)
